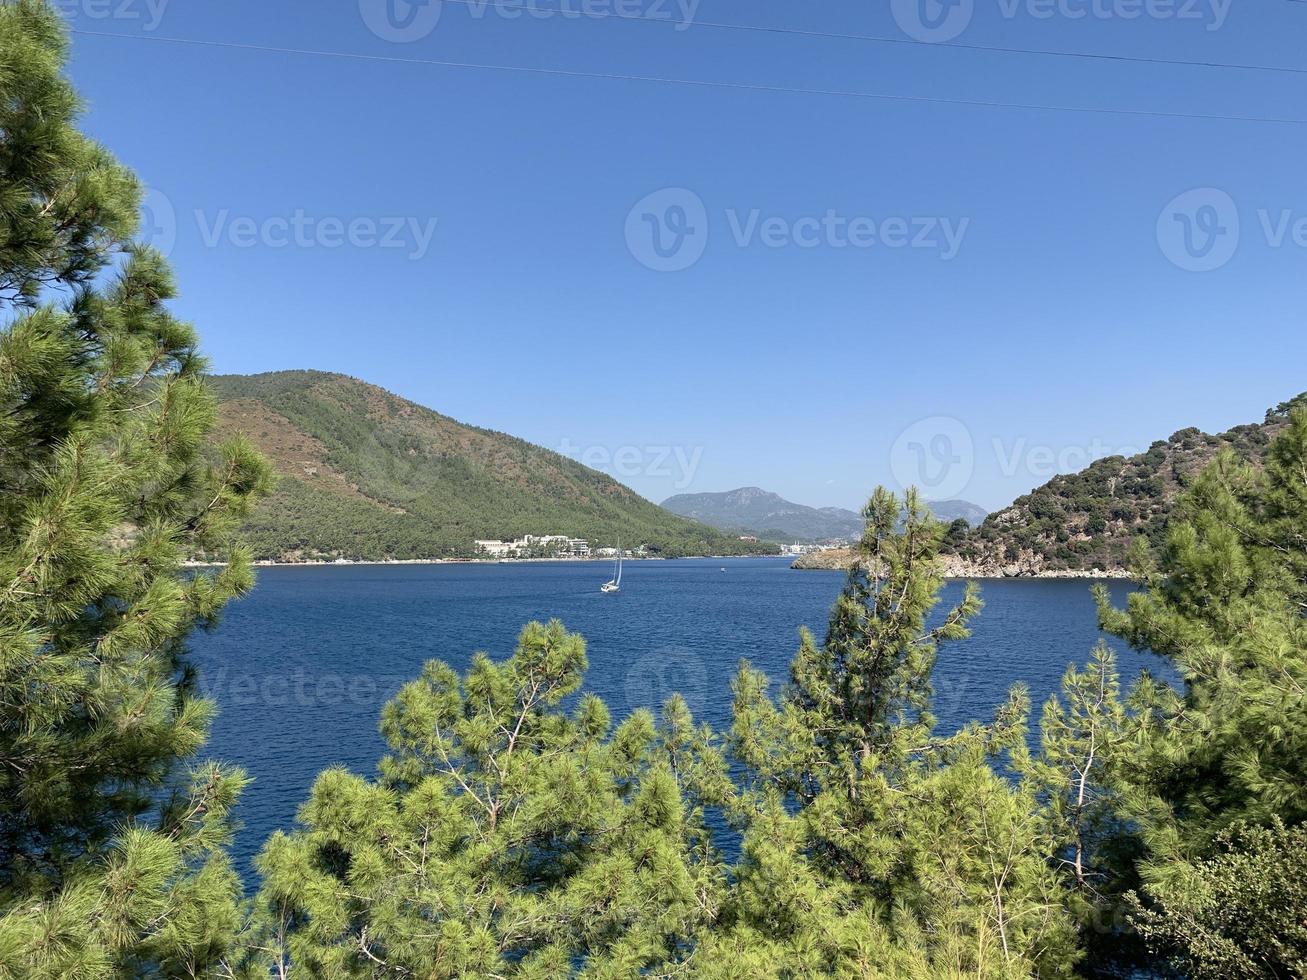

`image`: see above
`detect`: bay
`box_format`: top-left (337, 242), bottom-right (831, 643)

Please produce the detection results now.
top-left (188, 558), bottom-right (1162, 877)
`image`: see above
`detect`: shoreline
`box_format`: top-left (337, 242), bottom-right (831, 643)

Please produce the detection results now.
top-left (183, 555), bottom-right (1130, 579)
top-left (788, 549), bottom-right (1130, 580)
top-left (185, 555), bottom-right (788, 568)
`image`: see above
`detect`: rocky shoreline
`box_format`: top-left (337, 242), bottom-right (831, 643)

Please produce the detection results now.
top-left (790, 547), bottom-right (1127, 579)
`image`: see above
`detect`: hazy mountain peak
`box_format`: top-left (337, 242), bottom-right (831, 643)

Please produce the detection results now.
top-left (662, 488), bottom-right (987, 543)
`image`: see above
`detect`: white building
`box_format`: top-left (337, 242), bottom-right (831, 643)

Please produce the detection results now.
top-left (474, 535), bottom-right (592, 558)
top-left (522, 534), bottom-right (572, 550)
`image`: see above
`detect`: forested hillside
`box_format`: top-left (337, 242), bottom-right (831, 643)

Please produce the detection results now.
top-left (948, 394), bottom-right (1306, 573)
top-left (209, 371), bottom-right (775, 561)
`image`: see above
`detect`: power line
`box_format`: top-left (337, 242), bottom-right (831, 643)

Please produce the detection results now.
top-left (70, 29), bottom-right (1307, 126)
top-left (436, 0), bottom-right (1307, 78)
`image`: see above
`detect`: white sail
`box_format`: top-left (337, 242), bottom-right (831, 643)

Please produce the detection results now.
top-left (601, 539), bottom-right (622, 592)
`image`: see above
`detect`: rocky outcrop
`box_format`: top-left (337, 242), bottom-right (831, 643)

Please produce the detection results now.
top-left (946, 394), bottom-right (1304, 574)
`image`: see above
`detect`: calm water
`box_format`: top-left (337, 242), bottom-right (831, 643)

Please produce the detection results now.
top-left (188, 558), bottom-right (1160, 877)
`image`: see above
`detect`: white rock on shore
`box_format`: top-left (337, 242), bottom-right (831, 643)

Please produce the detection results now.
top-left (790, 547), bottom-right (1125, 579)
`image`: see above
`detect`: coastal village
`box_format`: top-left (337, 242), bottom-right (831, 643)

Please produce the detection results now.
top-left (473, 534), bottom-right (639, 560)
top-left (473, 535), bottom-right (845, 561)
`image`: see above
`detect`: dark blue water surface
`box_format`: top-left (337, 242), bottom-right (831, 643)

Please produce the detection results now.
top-left (188, 558), bottom-right (1159, 878)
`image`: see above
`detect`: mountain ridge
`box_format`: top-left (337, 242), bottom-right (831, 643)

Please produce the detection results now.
top-left (662, 487), bottom-right (987, 542)
top-left (948, 393), bottom-right (1306, 575)
top-left (209, 370), bottom-right (776, 562)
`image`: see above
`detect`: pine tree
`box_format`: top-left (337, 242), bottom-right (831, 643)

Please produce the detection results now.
top-left (1040, 402), bottom-right (1307, 974)
top-left (241, 621), bottom-right (722, 977)
top-left (1128, 818), bottom-right (1307, 979)
top-left (712, 488), bottom-right (1081, 977)
top-left (1096, 406), bottom-right (1307, 854)
top-left (0, 2), bottom-right (272, 973)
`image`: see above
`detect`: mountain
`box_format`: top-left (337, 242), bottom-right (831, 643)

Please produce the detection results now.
top-left (927, 499), bottom-right (990, 526)
top-left (944, 393), bottom-right (1307, 576)
top-left (661, 487), bottom-right (988, 542)
top-left (208, 371), bottom-right (777, 562)
top-left (661, 488), bottom-right (862, 542)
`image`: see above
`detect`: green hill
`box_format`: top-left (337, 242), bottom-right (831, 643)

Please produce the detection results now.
top-left (947, 393), bottom-right (1306, 575)
top-left (208, 371), bottom-right (776, 562)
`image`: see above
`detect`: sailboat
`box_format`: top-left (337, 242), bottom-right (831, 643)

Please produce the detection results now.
top-left (601, 542), bottom-right (622, 594)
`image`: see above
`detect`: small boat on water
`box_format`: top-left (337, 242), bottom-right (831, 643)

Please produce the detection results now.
top-left (601, 543), bottom-right (623, 594)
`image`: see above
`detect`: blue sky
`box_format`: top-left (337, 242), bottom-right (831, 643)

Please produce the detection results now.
top-left (62, 0), bottom-right (1306, 511)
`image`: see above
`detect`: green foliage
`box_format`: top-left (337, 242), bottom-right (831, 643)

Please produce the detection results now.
top-left (0, 0), bottom-right (139, 308)
top-left (241, 622), bottom-right (721, 977)
top-left (1030, 408), bottom-right (1307, 973)
top-left (211, 370), bottom-right (777, 561)
top-left (10, 7), bottom-right (1307, 976)
top-left (240, 491), bottom-right (1089, 977)
top-left (1100, 413), bottom-right (1307, 971)
top-left (0, 3), bottom-right (272, 973)
top-left (1097, 411), bottom-right (1307, 860)
top-left (1129, 819), bottom-right (1307, 979)
top-left (715, 489), bottom-right (1081, 976)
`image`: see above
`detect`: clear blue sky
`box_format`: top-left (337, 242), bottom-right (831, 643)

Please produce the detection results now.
top-left (64, 0), bottom-right (1306, 511)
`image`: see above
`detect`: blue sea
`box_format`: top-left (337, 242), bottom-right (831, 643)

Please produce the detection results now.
top-left (188, 558), bottom-right (1163, 878)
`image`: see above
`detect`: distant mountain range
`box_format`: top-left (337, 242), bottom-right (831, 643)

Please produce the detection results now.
top-left (209, 371), bottom-right (776, 562)
top-left (661, 487), bottom-right (987, 542)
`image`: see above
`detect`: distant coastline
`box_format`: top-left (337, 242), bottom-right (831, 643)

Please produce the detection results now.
top-left (185, 555), bottom-right (784, 568)
top-left (182, 554), bottom-right (1130, 579)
